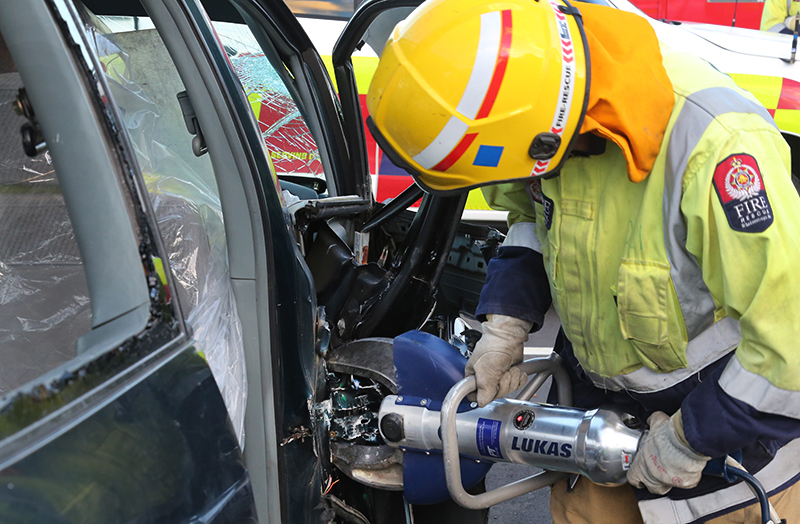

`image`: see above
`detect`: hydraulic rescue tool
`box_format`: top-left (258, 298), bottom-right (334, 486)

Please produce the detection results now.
top-left (380, 330), bottom-right (782, 524)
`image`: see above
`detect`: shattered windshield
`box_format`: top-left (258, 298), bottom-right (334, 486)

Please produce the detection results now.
top-left (213, 22), bottom-right (326, 181)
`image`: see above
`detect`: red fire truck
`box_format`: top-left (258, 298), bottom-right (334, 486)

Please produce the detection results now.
top-left (630, 0), bottom-right (766, 29)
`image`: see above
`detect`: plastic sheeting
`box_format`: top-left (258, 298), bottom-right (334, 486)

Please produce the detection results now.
top-left (0, 71), bottom-right (92, 394)
top-left (83, 12), bottom-right (247, 446)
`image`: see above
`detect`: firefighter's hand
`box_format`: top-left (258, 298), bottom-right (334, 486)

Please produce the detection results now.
top-left (785, 15), bottom-right (799, 31)
top-left (465, 315), bottom-right (532, 407)
top-left (628, 411), bottom-right (710, 495)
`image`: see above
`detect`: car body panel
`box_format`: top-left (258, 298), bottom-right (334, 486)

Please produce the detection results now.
top-left (615, 0), bottom-right (800, 137)
top-left (0, 347), bottom-right (257, 524)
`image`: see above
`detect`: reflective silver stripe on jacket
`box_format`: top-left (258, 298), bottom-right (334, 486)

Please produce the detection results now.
top-left (720, 355), bottom-right (800, 419)
top-left (503, 221), bottom-right (541, 253)
top-left (637, 437), bottom-right (800, 524)
top-left (586, 88), bottom-right (774, 393)
top-left (584, 316), bottom-right (740, 393)
top-left (664, 87), bottom-right (776, 341)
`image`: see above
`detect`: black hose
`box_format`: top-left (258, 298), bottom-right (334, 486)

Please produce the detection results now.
top-left (725, 466), bottom-right (770, 524)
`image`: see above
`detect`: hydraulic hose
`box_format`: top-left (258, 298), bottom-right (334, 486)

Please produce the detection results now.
top-left (723, 456), bottom-right (782, 524)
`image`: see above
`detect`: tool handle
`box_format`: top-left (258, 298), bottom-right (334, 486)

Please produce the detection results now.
top-left (440, 354), bottom-right (573, 509)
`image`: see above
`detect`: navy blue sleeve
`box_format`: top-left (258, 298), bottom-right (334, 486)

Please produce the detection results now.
top-left (475, 246), bottom-right (551, 331)
top-left (681, 364), bottom-right (800, 458)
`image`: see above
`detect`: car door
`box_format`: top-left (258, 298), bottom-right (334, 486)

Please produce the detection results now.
top-left (0, 0), bottom-right (274, 522)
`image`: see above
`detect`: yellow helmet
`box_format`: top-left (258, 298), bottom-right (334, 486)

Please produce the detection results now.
top-left (367, 0), bottom-right (589, 193)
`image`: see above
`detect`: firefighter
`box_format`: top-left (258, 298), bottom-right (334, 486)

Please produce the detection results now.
top-left (366, 0), bottom-right (800, 521)
top-left (761, 0), bottom-right (800, 33)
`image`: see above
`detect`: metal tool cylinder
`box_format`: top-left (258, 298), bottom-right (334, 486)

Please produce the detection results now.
top-left (379, 396), bottom-right (643, 486)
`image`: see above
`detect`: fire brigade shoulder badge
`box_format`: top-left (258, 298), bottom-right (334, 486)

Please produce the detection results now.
top-left (712, 154), bottom-right (773, 233)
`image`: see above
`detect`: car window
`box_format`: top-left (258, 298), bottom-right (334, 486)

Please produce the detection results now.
top-left (286, 0), bottom-right (357, 20)
top-left (83, 9), bottom-right (247, 444)
top-left (0, 62), bottom-right (91, 395)
top-left (213, 21), bottom-right (329, 203)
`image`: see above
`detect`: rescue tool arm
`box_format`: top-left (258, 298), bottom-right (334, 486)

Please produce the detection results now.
top-left (678, 125), bottom-right (800, 458)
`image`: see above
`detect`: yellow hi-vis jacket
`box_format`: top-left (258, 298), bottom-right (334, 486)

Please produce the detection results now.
top-left (761, 0), bottom-right (800, 31)
top-left (481, 44), bottom-right (800, 523)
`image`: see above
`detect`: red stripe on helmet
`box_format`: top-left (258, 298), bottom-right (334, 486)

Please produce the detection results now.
top-left (475, 10), bottom-right (513, 119)
top-left (432, 133), bottom-right (479, 172)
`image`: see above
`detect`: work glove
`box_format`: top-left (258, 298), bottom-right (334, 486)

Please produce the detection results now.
top-left (465, 315), bottom-right (532, 407)
top-left (785, 15), bottom-right (799, 31)
top-left (628, 411), bottom-right (710, 495)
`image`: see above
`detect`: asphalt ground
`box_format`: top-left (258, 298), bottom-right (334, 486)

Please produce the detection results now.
top-left (486, 465), bottom-right (552, 523)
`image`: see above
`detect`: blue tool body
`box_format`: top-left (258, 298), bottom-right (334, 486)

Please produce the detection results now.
top-left (393, 331), bottom-right (491, 505)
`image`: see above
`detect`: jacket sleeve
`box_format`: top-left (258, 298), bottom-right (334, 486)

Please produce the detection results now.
top-left (481, 181), bottom-right (537, 227)
top-left (476, 181), bottom-right (552, 329)
top-left (476, 246), bottom-right (552, 330)
top-left (679, 124), bottom-right (800, 457)
top-left (761, 0), bottom-right (789, 32)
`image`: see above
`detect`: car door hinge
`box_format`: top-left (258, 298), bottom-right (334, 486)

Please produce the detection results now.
top-left (281, 426), bottom-right (312, 446)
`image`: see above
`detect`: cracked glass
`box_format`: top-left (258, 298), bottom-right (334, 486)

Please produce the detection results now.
top-left (213, 21), bottom-right (327, 203)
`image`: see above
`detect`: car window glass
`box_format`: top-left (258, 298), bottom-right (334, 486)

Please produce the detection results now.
top-left (81, 8), bottom-right (247, 444)
top-left (212, 21), bottom-right (329, 203)
top-left (286, 0), bottom-right (357, 19)
top-left (0, 54), bottom-right (92, 396)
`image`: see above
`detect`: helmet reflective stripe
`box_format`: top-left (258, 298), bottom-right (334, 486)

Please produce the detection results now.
top-left (413, 116), bottom-right (470, 170)
top-left (532, 0), bottom-right (577, 176)
top-left (458, 10), bottom-right (513, 121)
top-left (412, 10), bottom-right (512, 171)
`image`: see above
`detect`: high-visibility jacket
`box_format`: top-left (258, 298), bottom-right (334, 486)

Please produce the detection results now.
top-left (761, 0), bottom-right (800, 32)
top-left (477, 43), bottom-right (800, 523)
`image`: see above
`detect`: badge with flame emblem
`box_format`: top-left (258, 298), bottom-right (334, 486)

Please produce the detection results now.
top-left (713, 154), bottom-right (773, 233)
top-left (724, 157), bottom-right (762, 201)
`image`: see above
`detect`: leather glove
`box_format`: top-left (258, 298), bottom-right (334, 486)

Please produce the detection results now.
top-left (465, 315), bottom-right (532, 407)
top-left (785, 15), bottom-right (799, 31)
top-left (628, 411), bottom-right (710, 495)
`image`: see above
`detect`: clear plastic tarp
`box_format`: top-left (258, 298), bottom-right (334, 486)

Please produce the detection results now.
top-left (0, 72), bottom-right (91, 395)
top-left (85, 11), bottom-right (247, 446)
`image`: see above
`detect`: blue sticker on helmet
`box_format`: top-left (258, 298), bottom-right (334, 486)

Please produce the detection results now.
top-left (476, 418), bottom-right (503, 459)
top-left (473, 145), bottom-right (504, 167)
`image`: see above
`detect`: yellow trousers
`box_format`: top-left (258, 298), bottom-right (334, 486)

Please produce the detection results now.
top-left (550, 476), bottom-right (800, 524)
